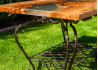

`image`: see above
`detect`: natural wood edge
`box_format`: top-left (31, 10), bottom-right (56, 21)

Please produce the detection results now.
top-left (79, 9), bottom-right (97, 20)
top-left (0, 6), bottom-right (24, 14)
top-left (49, 12), bottom-right (80, 20)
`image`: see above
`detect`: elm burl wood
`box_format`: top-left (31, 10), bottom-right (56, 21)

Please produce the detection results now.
top-left (0, 0), bottom-right (97, 70)
top-left (0, 0), bottom-right (96, 20)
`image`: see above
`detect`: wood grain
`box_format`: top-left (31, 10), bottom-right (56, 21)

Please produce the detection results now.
top-left (0, 1), bottom-right (97, 20)
top-left (56, 1), bottom-right (96, 8)
top-left (0, 0), bottom-right (65, 14)
top-left (49, 1), bottom-right (97, 20)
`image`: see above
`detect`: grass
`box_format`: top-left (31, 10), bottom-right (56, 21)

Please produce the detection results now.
top-left (0, 16), bottom-right (97, 70)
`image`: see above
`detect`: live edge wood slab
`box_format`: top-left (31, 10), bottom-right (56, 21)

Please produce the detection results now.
top-left (0, 0), bottom-right (97, 20)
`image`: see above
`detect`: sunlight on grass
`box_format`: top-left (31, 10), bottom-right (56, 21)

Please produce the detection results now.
top-left (0, 16), bottom-right (97, 70)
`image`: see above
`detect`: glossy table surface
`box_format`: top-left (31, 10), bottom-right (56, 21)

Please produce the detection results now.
top-left (0, 0), bottom-right (97, 20)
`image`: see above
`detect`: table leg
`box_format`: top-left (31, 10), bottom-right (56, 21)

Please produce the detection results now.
top-left (15, 24), bottom-right (35, 70)
top-left (68, 22), bottom-right (78, 70)
top-left (61, 19), bottom-right (70, 70)
top-left (61, 20), bottom-right (66, 43)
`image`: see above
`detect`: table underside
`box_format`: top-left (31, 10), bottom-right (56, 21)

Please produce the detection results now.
top-left (0, 0), bottom-right (97, 20)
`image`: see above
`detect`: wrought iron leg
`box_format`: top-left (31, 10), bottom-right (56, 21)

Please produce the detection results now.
top-left (15, 24), bottom-right (35, 70)
top-left (61, 20), bottom-right (66, 43)
top-left (68, 22), bottom-right (78, 70)
top-left (61, 19), bottom-right (70, 70)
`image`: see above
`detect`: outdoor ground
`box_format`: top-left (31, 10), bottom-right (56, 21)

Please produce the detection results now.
top-left (0, 16), bottom-right (97, 70)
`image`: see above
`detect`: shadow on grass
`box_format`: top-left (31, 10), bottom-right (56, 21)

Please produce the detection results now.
top-left (20, 22), bottom-right (52, 32)
top-left (0, 22), bottom-right (52, 39)
top-left (71, 36), bottom-right (97, 46)
top-left (35, 36), bottom-right (97, 70)
top-left (73, 56), bottom-right (97, 70)
top-left (0, 20), bottom-right (97, 70)
top-left (37, 62), bottom-right (42, 70)
top-left (78, 36), bottom-right (97, 44)
top-left (72, 36), bottom-right (97, 70)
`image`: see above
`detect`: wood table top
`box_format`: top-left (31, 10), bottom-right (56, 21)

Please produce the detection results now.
top-left (0, 0), bottom-right (97, 20)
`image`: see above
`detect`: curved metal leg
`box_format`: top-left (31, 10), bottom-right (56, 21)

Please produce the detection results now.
top-left (61, 20), bottom-right (66, 43)
top-left (68, 22), bottom-right (78, 70)
top-left (15, 24), bottom-right (35, 70)
top-left (61, 19), bottom-right (70, 70)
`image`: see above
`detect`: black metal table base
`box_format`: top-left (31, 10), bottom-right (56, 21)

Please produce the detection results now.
top-left (14, 17), bottom-right (96, 70)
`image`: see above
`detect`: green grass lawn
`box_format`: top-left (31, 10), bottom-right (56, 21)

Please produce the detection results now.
top-left (0, 16), bottom-right (97, 70)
